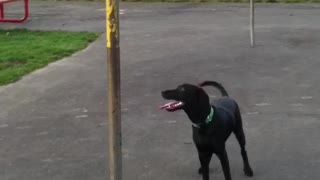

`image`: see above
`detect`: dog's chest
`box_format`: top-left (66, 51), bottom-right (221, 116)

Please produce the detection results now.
top-left (193, 130), bottom-right (219, 151)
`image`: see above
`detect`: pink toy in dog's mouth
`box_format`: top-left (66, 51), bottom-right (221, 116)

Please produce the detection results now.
top-left (160, 101), bottom-right (184, 111)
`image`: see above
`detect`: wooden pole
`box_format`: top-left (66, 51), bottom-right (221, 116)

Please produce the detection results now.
top-left (106, 0), bottom-right (121, 179)
top-left (250, 0), bottom-right (255, 47)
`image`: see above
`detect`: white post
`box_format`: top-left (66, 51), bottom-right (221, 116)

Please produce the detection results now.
top-left (250, 0), bottom-right (255, 47)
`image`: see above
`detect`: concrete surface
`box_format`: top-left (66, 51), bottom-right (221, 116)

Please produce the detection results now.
top-left (1, 1), bottom-right (320, 180)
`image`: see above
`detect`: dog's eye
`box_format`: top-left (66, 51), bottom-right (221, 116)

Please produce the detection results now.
top-left (178, 87), bottom-right (185, 92)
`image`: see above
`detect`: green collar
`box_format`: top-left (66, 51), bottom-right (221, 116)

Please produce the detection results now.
top-left (192, 107), bottom-right (214, 128)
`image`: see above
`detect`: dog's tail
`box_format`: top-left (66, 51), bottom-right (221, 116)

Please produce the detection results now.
top-left (199, 81), bottom-right (229, 97)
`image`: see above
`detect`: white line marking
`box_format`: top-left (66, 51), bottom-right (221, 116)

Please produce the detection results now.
top-left (301, 96), bottom-right (312, 100)
top-left (167, 120), bottom-right (177, 124)
top-left (247, 112), bottom-right (259, 115)
top-left (76, 115), bottom-right (88, 119)
top-left (255, 103), bottom-right (271, 106)
top-left (291, 103), bottom-right (304, 107)
top-left (36, 131), bottom-right (49, 136)
top-left (0, 124), bottom-right (8, 128)
top-left (16, 126), bottom-right (31, 130)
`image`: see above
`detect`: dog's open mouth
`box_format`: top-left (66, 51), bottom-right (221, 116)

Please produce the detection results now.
top-left (160, 101), bottom-right (184, 111)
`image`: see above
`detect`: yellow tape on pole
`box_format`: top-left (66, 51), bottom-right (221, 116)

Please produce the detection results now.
top-left (106, 0), bottom-right (119, 48)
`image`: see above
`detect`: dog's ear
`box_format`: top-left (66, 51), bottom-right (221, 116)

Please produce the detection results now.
top-left (196, 88), bottom-right (209, 103)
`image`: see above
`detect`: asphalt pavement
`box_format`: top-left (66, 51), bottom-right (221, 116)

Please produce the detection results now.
top-left (0, 2), bottom-right (320, 180)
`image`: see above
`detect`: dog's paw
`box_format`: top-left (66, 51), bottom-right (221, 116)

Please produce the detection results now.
top-left (244, 167), bottom-right (253, 177)
top-left (198, 167), bottom-right (203, 174)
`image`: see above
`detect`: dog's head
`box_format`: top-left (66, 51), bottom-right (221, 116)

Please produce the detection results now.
top-left (161, 84), bottom-right (209, 113)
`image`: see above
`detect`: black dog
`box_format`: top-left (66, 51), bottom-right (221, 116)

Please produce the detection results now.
top-left (161, 81), bottom-right (253, 180)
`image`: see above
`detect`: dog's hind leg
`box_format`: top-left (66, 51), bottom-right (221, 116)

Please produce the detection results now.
top-left (233, 108), bottom-right (254, 177)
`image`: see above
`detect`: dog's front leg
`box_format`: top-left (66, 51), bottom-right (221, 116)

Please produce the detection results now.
top-left (198, 151), bottom-right (212, 180)
top-left (217, 149), bottom-right (232, 180)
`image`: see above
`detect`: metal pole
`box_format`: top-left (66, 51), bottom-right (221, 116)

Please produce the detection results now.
top-left (250, 0), bottom-right (255, 47)
top-left (0, 3), bottom-right (4, 20)
top-left (106, 0), bottom-right (121, 179)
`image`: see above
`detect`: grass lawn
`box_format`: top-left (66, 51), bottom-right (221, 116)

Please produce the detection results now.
top-left (0, 29), bottom-right (100, 85)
